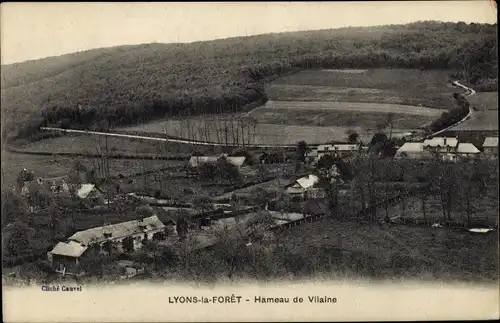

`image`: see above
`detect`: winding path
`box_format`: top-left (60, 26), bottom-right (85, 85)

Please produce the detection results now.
top-left (419, 80), bottom-right (476, 140)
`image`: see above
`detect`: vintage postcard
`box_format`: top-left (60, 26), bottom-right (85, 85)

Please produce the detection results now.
top-left (1, 1), bottom-right (499, 322)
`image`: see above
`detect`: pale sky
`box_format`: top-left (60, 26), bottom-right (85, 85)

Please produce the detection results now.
top-left (0, 1), bottom-right (497, 65)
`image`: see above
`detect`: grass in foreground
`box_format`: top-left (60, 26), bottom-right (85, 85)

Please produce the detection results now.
top-left (272, 217), bottom-right (498, 282)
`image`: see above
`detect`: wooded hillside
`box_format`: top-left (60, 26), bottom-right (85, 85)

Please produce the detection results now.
top-left (1, 21), bottom-right (497, 141)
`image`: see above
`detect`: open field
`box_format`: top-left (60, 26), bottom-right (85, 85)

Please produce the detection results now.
top-left (121, 117), bottom-right (416, 145)
top-left (467, 92), bottom-right (498, 110)
top-left (446, 110), bottom-right (498, 131)
top-left (275, 217), bottom-right (499, 282)
top-left (1, 149), bottom-right (182, 190)
top-left (247, 101), bottom-right (439, 129)
top-left (1, 150), bottom-right (75, 191)
top-left (120, 119), bottom-right (355, 145)
top-left (251, 100), bottom-right (444, 116)
top-left (266, 69), bottom-right (459, 110)
top-left (12, 134), bottom-right (199, 156)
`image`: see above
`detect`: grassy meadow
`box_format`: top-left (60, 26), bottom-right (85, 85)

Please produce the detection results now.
top-left (266, 68), bottom-right (459, 110)
top-left (273, 217), bottom-right (498, 282)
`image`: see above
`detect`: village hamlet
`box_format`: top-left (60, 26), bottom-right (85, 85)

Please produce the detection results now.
top-left (2, 4), bottom-right (499, 293)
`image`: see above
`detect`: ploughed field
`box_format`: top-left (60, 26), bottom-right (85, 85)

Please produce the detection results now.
top-left (265, 68), bottom-right (458, 109)
top-left (247, 100), bottom-right (441, 129)
top-left (119, 68), bottom-right (458, 144)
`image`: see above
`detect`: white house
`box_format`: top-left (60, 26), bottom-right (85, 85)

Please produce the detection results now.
top-left (395, 138), bottom-right (480, 162)
top-left (76, 184), bottom-right (106, 204)
top-left (455, 143), bottom-right (481, 157)
top-left (482, 137), bottom-right (498, 156)
top-left (286, 174), bottom-right (320, 196)
top-left (306, 144), bottom-right (359, 163)
top-left (394, 142), bottom-right (426, 159)
top-left (422, 137), bottom-right (459, 153)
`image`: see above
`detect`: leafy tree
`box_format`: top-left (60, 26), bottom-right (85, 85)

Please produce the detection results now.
top-left (347, 131), bottom-right (360, 144)
top-left (1, 190), bottom-right (29, 224)
top-left (296, 140), bottom-right (307, 163)
top-left (369, 132), bottom-right (389, 154)
top-left (16, 169), bottom-right (34, 191)
top-left (3, 221), bottom-right (35, 258)
top-left (215, 157), bottom-right (241, 184)
top-left (122, 237), bottom-right (135, 253)
top-left (198, 162), bottom-right (218, 182)
top-left (192, 195), bottom-right (214, 213)
top-left (28, 185), bottom-right (52, 210)
top-left (136, 205), bottom-right (154, 218)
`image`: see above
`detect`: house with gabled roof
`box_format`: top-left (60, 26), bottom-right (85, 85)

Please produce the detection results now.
top-left (395, 137), bottom-right (480, 162)
top-left (286, 174), bottom-right (320, 197)
top-left (76, 183), bottom-right (106, 204)
top-left (47, 215), bottom-right (169, 276)
top-left (482, 137), bottom-right (498, 157)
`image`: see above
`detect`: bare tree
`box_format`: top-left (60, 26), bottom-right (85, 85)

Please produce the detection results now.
top-left (385, 113), bottom-right (395, 140)
top-left (213, 211), bottom-right (273, 279)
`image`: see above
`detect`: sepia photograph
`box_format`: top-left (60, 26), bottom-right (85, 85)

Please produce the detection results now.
top-left (1, 1), bottom-right (499, 322)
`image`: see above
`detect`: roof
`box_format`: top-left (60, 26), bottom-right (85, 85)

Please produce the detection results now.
top-left (423, 137), bottom-right (458, 147)
top-left (76, 184), bottom-right (98, 199)
top-left (306, 150), bottom-right (318, 157)
top-left (68, 215), bottom-right (166, 246)
top-left (50, 240), bottom-right (88, 258)
top-left (456, 143), bottom-right (480, 154)
top-left (295, 174), bottom-right (319, 189)
top-left (396, 142), bottom-right (424, 153)
top-left (483, 137), bottom-right (498, 148)
top-left (188, 156), bottom-right (246, 168)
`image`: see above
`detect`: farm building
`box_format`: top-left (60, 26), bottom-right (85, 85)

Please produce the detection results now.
top-left (76, 184), bottom-right (106, 204)
top-left (455, 143), bottom-right (481, 156)
top-left (47, 215), bottom-right (170, 276)
top-left (482, 137), bottom-right (498, 156)
top-left (395, 138), bottom-right (480, 161)
top-left (315, 144), bottom-right (360, 159)
top-left (21, 175), bottom-right (71, 197)
top-left (422, 137), bottom-right (459, 153)
top-left (117, 260), bottom-right (146, 279)
top-left (286, 174), bottom-right (320, 196)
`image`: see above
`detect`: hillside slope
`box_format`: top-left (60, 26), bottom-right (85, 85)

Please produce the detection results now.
top-left (1, 21), bottom-right (497, 141)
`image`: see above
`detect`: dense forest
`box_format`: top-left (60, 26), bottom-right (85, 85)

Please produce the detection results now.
top-left (1, 21), bottom-right (497, 142)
